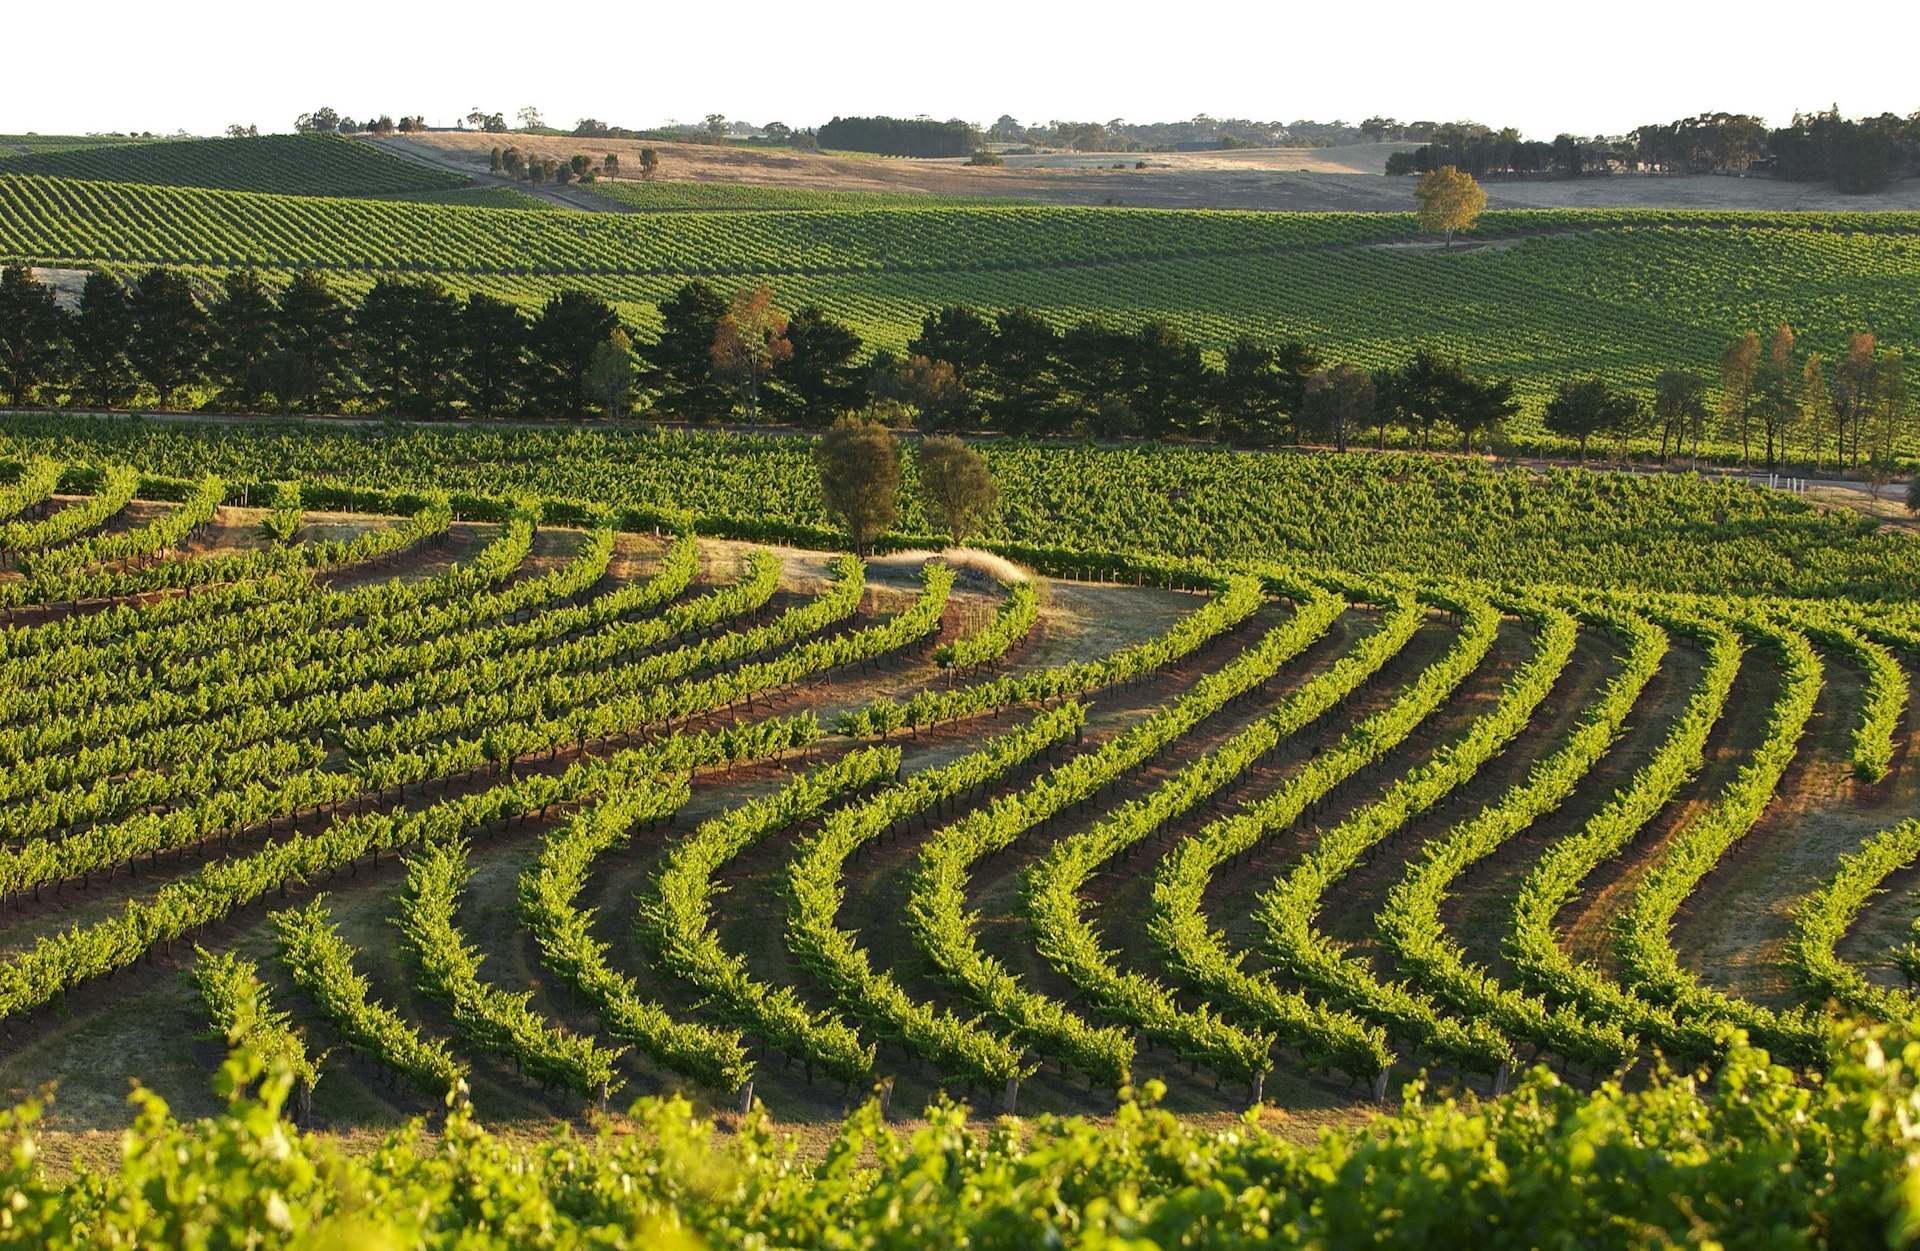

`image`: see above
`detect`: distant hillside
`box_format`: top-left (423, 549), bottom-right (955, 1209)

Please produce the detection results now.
top-left (0, 133), bottom-right (469, 197)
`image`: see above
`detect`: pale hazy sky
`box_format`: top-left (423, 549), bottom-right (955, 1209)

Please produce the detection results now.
top-left (6, 1), bottom-right (1916, 140)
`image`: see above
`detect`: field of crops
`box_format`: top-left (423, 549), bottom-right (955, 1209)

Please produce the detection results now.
top-left (3, 167), bottom-right (1916, 453)
top-left (0, 418), bottom-right (1903, 1145)
top-left (0, 134), bottom-right (471, 197)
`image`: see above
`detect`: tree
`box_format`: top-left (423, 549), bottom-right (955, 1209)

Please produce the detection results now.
top-left (643, 280), bottom-right (730, 421)
top-left (1449, 372), bottom-right (1519, 453)
top-left (249, 353), bottom-right (314, 415)
top-left (773, 305), bottom-right (864, 426)
top-left (295, 107), bottom-right (341, 134)
top-left (517, 106), bottom-right (546, 131)
top-left (1799, 352), bottom-right (1830, 470)
top-left (456, 293), bottom-right (528, 418)
top-left (584, 331), bottom-right (636, 418)
top-left (710, 285), bottom-right (790, 422)
top-left (1414, 165), bottom-right (1486, 248)
top-left (0, 264), bottom-right (64, 408)
top-left (1720, 330), bottom-right (1762, 466)
top-left (1652, 369), bottom-right (1708, 463)
top-left (1376, 349), bottom-right (1455, 450)
top-left (638, 148), bottom-right (659, 180)
top-left (909, 305), bottom-right (996, 386)
top-left (886, 355), bottom-right (973, 432)
top-left (355, 277), bottom-right (461, 417)
top-left (530, 290), bottom-right (621, 419)
top-left (815, 416), bottom-right (901, 553)
top-left (983, 306), bottom-right (1060, 435)
top-left (1830, 332), bottom-right (1876, 470)
top-left (1128, 319), bottom-right (1213, 438)
top-left (1544, 377), bottom-right (1639, 463)
top-left (273, 269), bottom-right (351, 412)
top-left (1299, 365), bottom-right (1375, 453)
top-left (127, 267), bottom-right (209, 409)
top-left (1869, 348), bottom-right (1908, 469)
top-left (1751, 323), bottom-right (1797, 470)
top-left (207, 269), bottom-right (277, 411)
top-left (1057, 318), bottom-right (1133, 417)
top-left (602, 153), bottom-right (619, 180)
top-left (704, 114), bottom-right (729, 142)
top-left (67, 270), bottom-right (134, 408)
top-left (1214, 336), bottom-right (1287, 443)
top-left (917, 436), bottom-right (997, 545)
top-left (225, 123), bottom-right (259, 138)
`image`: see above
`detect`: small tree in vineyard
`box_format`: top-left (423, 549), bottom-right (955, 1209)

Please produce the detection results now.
top-left (1414, 165), bottom-right (1486, 249)
top-left (917, 435), bottom-right (997, 545)
top-left (816, 416), bottom-right (901, 553)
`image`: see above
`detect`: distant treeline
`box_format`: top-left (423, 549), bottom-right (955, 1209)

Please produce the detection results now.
top-left (816, 117), bottom-right (978, 158)
top-left (1388, 108), bottom-right (1920, 193)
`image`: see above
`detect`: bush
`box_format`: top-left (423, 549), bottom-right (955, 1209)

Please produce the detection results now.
top-left (968, 150), bottom-right (1004, 167)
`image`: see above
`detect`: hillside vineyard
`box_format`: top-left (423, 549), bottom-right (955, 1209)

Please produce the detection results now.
top-left (0, 420), bottom-right (1903, 1097)
top-left (0, 127), bottom-right (1918, 1246)
top-left (4, 164), bottom-right (1920, 455)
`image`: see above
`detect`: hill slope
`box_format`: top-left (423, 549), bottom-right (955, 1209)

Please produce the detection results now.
top-left (0, 134), bottom-right (470, 197)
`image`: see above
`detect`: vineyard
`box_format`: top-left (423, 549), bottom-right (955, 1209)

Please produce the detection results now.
top-left (3, 167), bottom-right (1919, 451)
top-left (0, 415), bottom-right (1899, 1241)
top-left (0, 134), bottom-right (472, 197)
top-left (0, 419), bottom-right (1896, 1155)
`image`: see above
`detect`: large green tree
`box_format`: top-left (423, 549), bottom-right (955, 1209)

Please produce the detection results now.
top-left (771, 304), bottom-right (861, 426)
top-left (530, 290), bottom-right (620, 419)
top-left (1544, 377), bottom-right (1641, 463)
top-left (644, 280), bottom-right (730, 421)
top-left (1299, 364), bottom-right (1375, 453)
top-left (984, 306), bottom-right (1060, 435)
top-left (67, 270), bottom-right (134, 409)
top-left (207, 269), bottom-right (277, 411)
top-left (1214, 336), bottom-right (1280, 444)
top-left (457, 293), bottom-right (529, 418)
top-left (356, 278), bottom-right (461, 417)
top-left (909, 305), bottom-right (996, 387)
top-left (1128, 319), bottom-right (1213, 439)
top-left (815, 415), bottom-right (902, 553)
top-left (1652, 368), bottom-right (1709, 463)
top-left (273, 269), bottom-right (351, 412)
top-left (916, 435), bottom-right (997, 545)
top-left (127, 267), bottom-right (209, 409)
top-left (0, 264), bottom-right (65, 408)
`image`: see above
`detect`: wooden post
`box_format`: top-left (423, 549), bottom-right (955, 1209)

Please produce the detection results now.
top-left (1002, 1076), bottom-right (1019, 1115)
top-left (1493, 1064), bottom-right (1510, 1097)
top-left (737, 1080), bottom-right (754, 1116)
top-left (878, 1077), bottom-right (893, 1120)
top-left (1372, 1069), bottom-right (1391, 1105)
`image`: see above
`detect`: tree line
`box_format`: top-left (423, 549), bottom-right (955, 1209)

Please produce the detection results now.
top-left (1, 265), bottom-right (1910, 474)
top-left (0, 264), bottom-right (633, 419)
top-left (1537, 329), bottom-right (1911, 476)
top-left (1388, 108), bottom-right (1920, 194)
top-left (816, 117), bottom-right (978, 158)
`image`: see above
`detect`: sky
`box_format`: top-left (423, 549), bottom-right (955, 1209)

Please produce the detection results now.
top-left (6, 1), bottom-right (1918, 141)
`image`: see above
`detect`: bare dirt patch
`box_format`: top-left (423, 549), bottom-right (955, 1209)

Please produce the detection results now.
top-left (372, 132), bottom-right (1920, 214)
